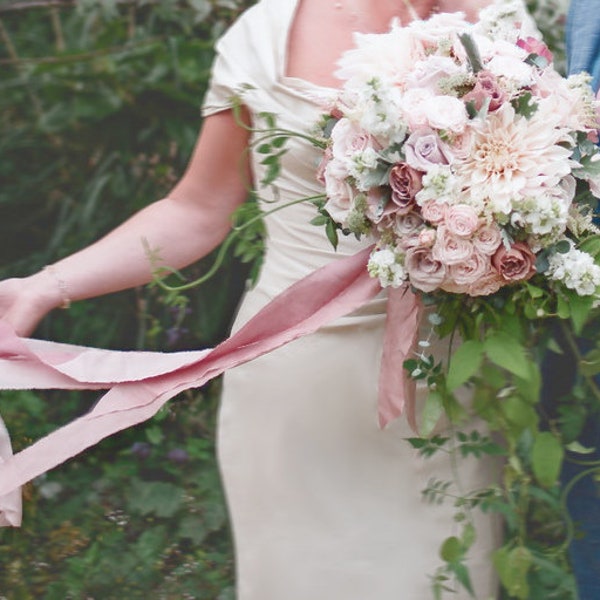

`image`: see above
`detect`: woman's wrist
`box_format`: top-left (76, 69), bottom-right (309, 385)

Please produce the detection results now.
top-left (22, 267), bottom-right (73, 314)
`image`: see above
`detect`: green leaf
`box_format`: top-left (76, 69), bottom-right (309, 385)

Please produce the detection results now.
top-left (556, 294), bottom-right (570, 320)
top-left (420, 390), bottom-right (445, 437)
top-left (493, 545), bottom-right (532, 600)
top-left (567, 290), bottom-right (594, 334)
top-left (325, 219), bottom-right (339, 249)
top-left (484, 332), bottom-right (531, 380)
top-left (580, 348), bottom-right (600, 376)
top-left (127, 480), bottom-right (184, 518)
top-left (446, 340), bottom-right (484, 391)
top-left (440, 536), bottom-right (462, 562)
top-left (502, 396), bottom-right (539, 432)
top-left (532, 432), bottom-right (564, 488)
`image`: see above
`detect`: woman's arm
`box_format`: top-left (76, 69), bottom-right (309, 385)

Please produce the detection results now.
top-left (0, 108), bottom-right (252, 336)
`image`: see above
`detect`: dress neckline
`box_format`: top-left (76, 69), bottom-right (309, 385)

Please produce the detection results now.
top-left (278, 0), bottom-right (339, 96)
top-left (275, 0), bottom-right (524, 100)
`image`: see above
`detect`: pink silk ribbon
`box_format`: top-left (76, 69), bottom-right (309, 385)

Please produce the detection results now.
top-left (0, 245), bottom-right (420, 526)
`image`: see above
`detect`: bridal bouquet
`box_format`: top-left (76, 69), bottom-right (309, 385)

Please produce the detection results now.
top-left (308, 3), bottom-right (600, 598)
top-left (318, 6), bottom-right (600, 302)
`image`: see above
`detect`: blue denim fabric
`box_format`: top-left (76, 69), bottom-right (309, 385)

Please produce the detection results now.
top-left (554, 4), bottom-right (600, 597)
top-left (567, 0), bottom-right (600, 91)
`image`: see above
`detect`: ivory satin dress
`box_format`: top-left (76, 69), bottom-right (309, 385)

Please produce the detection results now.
top-left (202, 1), bottom-right (503, 598)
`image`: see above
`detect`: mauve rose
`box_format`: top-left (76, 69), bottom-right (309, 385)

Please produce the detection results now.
top-left (462, 70), bottom-right (506, 112)
top-left (445, 204), bottom-right (479, 238)
top-left (404, 128), bottom-right (453, 172)
top-left (492, 242), bottom-right (536, 282)
top-left (405, 246), bottom-right (447, 293)
top-left (473, 223), bottom-right (503, 255)
top-left (393, 211), bottom-right (425, 237)
top-left (420, 200), bottom-right (448, 224)
top-left (389, 163), bottom-right (422, 214)
top-left (432, 225), bottom-right (474, 265)
top-left (467, 269), bottom-right (504, 296)
top-left (517, 36), bottom-right (553, 64)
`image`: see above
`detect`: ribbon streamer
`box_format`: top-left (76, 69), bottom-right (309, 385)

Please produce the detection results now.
top-left (0, 246), bottom-right (419, 526)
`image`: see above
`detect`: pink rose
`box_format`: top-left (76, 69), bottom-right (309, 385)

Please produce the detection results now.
top-left (404, 128), bottom-right (453, 172)
top-left (420, 200), bottom-right (448, 224)
top-left (473, 223), bottom-right (503, 255)
top-left (491, 242), bottom-right (536, 282)
top-left (444, 204), bottom-right (479, 238)
top-left (462, 70), bottom-right (506, 112)
top-left (418, 228), bottom-right (436, 247)
top-left (389, 163), bottom-right (422, 214)
top-left (432, 225), bottom-right (474, 265)
top-left (467, 268), bottom-right (505, 296)
top-left (517, 36), bottom-right (553, 64)
top-left (330, 118), bottom-right (380, 163)
top-left (405, 55), bottom-right (463, 93)
top-left (423, 95), bottom-right (469, 133)
top-left (323, 161), bottom-right (356, 225)
top-left (446, 250), bottom-right (489, 287)
top-left (405, 246), bottom-right (447, 293)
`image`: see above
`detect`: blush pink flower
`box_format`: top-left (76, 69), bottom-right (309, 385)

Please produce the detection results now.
top-left (389, 163), bottom-right (422, 214)
top-left (420, 200), bottom-right (448, 224)
top-left (517, 36), bottom-right (553, 64)
top-left (447, 250), bottom-right (490, 286)
top-left (491, 241), bottom-right (536, 282)
top-left (444, 204), bottom-right (480, 238)
top-left (467, 268), bottom-right (504, 296)
top-left (473, 223), bottom-right (503, 255)
top-left (462, 70), bottom-right (506, 112)
top-left (405, 246), bottom-right (447, 293)
top-left (418, 228), bottom-right (436, 247)
top-left (432, 225), bottom-right (474, 265)
top-left (423, 95), bottom-right (469, 133)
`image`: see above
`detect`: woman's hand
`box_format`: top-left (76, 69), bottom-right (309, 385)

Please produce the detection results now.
top-left (0, 274), bottom-right (61, 337)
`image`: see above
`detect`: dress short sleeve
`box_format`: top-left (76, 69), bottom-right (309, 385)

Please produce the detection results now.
top-left (201, 0), bottom-right (287, 117)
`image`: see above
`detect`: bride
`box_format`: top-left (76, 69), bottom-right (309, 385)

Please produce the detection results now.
top-left (0, 1), bottom-right (536, 598)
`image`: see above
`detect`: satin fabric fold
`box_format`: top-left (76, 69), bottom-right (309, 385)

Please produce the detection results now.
top-left (0, 246), bottom-right (419, 527)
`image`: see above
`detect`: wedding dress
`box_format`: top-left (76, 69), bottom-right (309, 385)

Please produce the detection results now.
top-left (199, 0), bottom-right (525, 597)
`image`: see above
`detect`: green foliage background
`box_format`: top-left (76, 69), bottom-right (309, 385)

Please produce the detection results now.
top-left (0, 1), bottom-right (255, 598)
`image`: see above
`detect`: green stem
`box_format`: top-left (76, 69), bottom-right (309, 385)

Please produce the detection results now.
top-left (149, 194), bottom-right (326, 293)
top-left (559, 319), bottom-right (600, 405)
top-left (559, 465), bottom-right (600, 550)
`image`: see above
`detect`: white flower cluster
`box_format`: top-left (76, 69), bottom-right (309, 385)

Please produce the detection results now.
top-left (547, 246), bottom-right (600, 296)
top-left (367, 248), bottom-right (407, 288)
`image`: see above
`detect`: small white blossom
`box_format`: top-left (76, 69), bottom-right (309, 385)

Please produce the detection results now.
top-left (547, 246), bottom-right (600, 296)
top-left (367, 248), bottom-right (407, 288)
